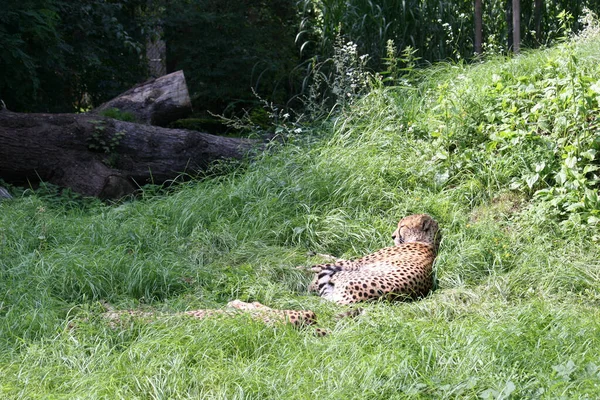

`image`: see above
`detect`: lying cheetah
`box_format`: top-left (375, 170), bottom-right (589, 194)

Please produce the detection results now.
top-left (99, 300), bottom-right (325, 335)
top-left (310, 214), bottom-right (441, 304)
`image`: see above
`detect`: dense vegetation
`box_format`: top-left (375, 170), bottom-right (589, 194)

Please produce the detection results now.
top-left (3, 0), bottom-right (600, 115)
top-left (2, 23), bottom-right (600, 397)
top-left (297, 0), bottom-right (597, 64)
top-left (0, 0), bottom-right (148, 112)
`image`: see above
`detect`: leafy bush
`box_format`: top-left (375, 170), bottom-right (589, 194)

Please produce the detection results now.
top-left (417, 34), bottom-right (600, 226)
top-left (99, 108), bottom-right (136, 122)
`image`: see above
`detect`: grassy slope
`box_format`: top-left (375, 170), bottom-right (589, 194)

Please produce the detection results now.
top-left (2, 37), bottom-right (600, 398)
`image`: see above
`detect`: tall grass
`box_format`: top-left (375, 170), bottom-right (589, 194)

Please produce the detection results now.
top-left (2, 36), bottom-right (600, 398)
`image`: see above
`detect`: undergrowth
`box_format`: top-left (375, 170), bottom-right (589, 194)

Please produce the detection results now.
top-left (2, 33), bottom-right (600, 399)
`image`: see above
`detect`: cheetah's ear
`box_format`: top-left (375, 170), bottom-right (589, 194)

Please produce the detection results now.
top-left (421, 216), bottom-right (431, 231)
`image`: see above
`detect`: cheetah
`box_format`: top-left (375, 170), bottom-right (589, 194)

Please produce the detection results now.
top-left (310, 214), bottom-right (441, 305)
top-left (99, 300), bottom-right (325, 335)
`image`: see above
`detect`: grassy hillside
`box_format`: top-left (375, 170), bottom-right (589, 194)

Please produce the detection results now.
top-left (2, 33), bottom-right (600, 398)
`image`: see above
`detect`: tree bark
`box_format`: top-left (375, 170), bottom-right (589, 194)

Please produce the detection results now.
top-left (0, 109), bottom-right (259, 199)
top-left (474, 0), bottom-right (483, 55)
top-left (506, 0), bottom-right (513, 50)
top-left (533, 0), bottom-right (543, 45)
top-left (93, 70), bottom-right (191, 126)
top-left (512, 0), bottom-right (521, 54)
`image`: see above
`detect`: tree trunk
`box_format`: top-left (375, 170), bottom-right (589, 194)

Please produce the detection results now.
top-left (512, 0), bottom-right (521, 54)
top-left (0, 109), bottom-right (259, 199)
top-left (534, 0), bottom-right (543, 45)
top-left (474, 0), bottom-right (483, 55)
top-left (93, 70), bottom-right (191, 127)
top-left (146, 26), bottom-right (167, 78)
top-left (506, 0), bottom-right (513, 50)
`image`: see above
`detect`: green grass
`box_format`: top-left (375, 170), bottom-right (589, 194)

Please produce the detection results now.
top-left (2, 35), bottom-right (600, 398)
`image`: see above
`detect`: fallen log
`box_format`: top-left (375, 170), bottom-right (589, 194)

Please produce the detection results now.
top-left (92, 70), bottom-right (192, 126)
top-left (0, 109), bottom-right (259, 199)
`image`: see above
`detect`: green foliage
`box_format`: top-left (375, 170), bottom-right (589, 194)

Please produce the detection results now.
top-left (299, 36), bottom-right (373, 119)
top-left (169, 118), bottom-right (227, 133)
top-left (297, 0), bottom-right (475, 68)
top-left (87, 120), bottom-right (125, 155)
top-left (0, 0), bottom-right (147, 112)
top-left (169, 117), bottom-right (255, 137)
top-left (417, 36), bottom-right (600, 227)
top-left (26, 182), bottom-right (103, 212)
top-left (99, 108), bottom-right (136, 122)
top-left (4, 0), bottom-right (600, 118)
top-left (163, 0), bottom-right (302, 115)
top-left (297, 0), bottom-right (600, 72)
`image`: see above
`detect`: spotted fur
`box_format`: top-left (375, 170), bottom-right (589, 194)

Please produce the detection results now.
top-left (184, 300), bottom-right (318, 328)
top-left (312, 214), bottom-right (441, 305)
top-left (100, 300), bottom-right (323, 334)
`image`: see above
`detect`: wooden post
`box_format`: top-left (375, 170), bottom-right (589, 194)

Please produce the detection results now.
top-left (147, 25), bottom-right (167, 78)
top-left (512, 0), bottom-right (521, 54)
top-left (474, 0), bottom-right (483, 54)
top-left (534, 0), bottom-right (543, 45)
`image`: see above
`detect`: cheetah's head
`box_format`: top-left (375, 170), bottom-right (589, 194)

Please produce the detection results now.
top-left (391, 214), bottom-right (441, 251)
